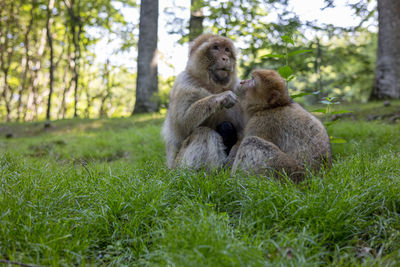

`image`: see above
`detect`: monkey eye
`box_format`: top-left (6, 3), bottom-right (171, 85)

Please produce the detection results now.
top-left (212, 45), bottom-right (219, 50)
top-left (225, 47), bottom-right (230, 53)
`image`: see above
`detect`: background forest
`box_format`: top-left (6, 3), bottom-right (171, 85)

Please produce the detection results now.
top-left (1, 0), bottom-right (397, 123)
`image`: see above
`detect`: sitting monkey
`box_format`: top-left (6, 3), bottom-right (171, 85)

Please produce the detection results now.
top-left (231, 69), bottom-right (332, 182)
top-left (162, 34), bottom-right (243, 170)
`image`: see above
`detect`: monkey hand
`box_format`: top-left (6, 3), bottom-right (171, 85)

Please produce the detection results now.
top-left (215, 91), bottom-right (237, 109)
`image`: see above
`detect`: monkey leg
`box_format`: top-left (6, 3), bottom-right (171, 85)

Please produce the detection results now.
top-left (175, 126), bottom-right (227, 170)
top-left (231, 136), bottom-right (305, 182)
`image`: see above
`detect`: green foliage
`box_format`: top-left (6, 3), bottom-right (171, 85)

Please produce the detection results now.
top-left (262, 34), bottom-right (311, 91)
top-left (0, 0), bottom-right (137, 121)
top-left (1, 102), bottom-right (400, 265)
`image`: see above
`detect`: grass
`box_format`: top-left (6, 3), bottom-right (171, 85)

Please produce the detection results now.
top-left (0, 101), bottom-right (400, 266)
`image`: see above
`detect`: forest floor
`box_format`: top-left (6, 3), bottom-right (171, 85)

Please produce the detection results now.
top-left (1, 100), bottom-right (400, 266)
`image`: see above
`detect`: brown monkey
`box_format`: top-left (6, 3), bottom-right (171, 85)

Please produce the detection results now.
top-left (231, 69), bottom-right (331, 181)
top-left (162, 34), bottom-right (244, 169)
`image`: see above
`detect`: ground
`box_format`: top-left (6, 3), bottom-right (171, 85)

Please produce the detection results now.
top-left (0, 101), bottom-right (400, 266)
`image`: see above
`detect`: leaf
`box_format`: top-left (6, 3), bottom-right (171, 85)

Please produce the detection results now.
top-left (261, 54), bottom-right (285, 59)
top-left (321, 100), bottom-right (331, 105)
top-left (278, 65), bottom-right (293, 79)
top-left (288, 49), bottom-right (312, 57)
top-left (331, 110), bottom-right (352, 115)
top-left (330, 137), bottom-right (347, 144)
top-left (312, 109), bottom-right (327, 113)
top-left (291, 92), bottom-right (314, 99)
top-left (287, 75), bottom-right (295, 82)
top-left (281, 35), bottom-right (294, 45)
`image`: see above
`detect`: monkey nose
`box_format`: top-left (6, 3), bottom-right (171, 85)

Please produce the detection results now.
top-left (221, 56), bottom-right (228, 61)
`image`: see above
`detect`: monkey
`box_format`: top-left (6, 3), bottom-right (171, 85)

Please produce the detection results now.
top-left (162, 34), bottom-right (244, 170)
top-left (231, 69), bottom-right (332, 182)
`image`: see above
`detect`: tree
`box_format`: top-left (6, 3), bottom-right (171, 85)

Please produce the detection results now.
top-left (63, 0), bottom-right (83, 118)
top-left (45, 0), bottom-right (55, 124)
top-left (189, 0), bottom-right (204, 41)
top-left (370, 0), bottom-right (400, 99)
top-left (133, 0), bottom-right (159, 114)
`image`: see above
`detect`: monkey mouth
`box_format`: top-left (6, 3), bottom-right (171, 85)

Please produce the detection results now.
top-left (215, 68), bottom-right (231, 78)
top-left (216, 67), bottom-right (231, 72)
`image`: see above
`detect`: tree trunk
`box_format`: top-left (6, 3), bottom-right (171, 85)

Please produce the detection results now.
top-left (72, 23), bottom-right (82, 118)
top-left (316, 38), bottom-right (323, 94)
top-left (133, 0), bottom-right (159, 114)
top-left (370, 0), bottom-right (400, 100)
top-left (0, 1), bottom-right (16, 121)
top-left (189, 0), bottom-right (204, 42)
top-left (58, 40), bottom-right (73, 119)
top-left (17, 1), bottom-right (36, 122)
top-left (46, 0), bottom-right (55, 122)
top-left (99, 59), bottom-right (111, 117)
top-left (64, 0), bottom-right (82, 117)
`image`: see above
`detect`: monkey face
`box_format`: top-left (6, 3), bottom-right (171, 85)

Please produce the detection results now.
top-left (207, 41), bottom-right (235, 85)
top-left (246, 70), bottom-right (291, 108)
top-left (240, 70), bottom-right (289, 109)
top-left (237, 77), bottom-right (256, 97)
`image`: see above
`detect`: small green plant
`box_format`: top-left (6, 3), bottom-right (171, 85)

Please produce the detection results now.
top-left (313, 96), bottom-right (352, 144)
top-left (262, 34), bottom-right (311, 91)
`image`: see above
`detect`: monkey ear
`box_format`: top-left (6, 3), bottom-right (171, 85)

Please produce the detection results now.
top-left (268, 90), bottom-right (282, 106)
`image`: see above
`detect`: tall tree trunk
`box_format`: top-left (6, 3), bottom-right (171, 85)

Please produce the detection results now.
top-left (17, 1), bottom-right (36, 122)
top-left (189, 0), bottom-right (204, 41)
top-left (58, 40), bottom-right (73, 119)
top-left (72, 23), bottom-right (82, 118)
top-left (64, 0), bottom-right (82, 117)
top-left (46, 0), bottom-right (55, 123)
top-left (316, 38), bottom-right (323, 94)
top-left (370, 0), bottom-right (400, 100)
top-left (99, 59), bottom-right (111, 117)
top-left (0, 2), bottom-right (16, 121)
top-left (132, 0), bottom-right (159, 114)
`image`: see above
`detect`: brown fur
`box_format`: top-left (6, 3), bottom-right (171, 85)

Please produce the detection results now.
top-left (232, 69), bottom-right (332, 181)
top-left (162, 34), bottom-right (244, 169)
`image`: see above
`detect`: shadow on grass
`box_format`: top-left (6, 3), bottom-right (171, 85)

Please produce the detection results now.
top-left (0, 113), bottom-right (165, 138)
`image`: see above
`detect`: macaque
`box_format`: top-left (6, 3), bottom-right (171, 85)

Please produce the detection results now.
top-left (231, 69), bottom-right (331, 181)
top-left (162, 34), bottom-right (244, 169)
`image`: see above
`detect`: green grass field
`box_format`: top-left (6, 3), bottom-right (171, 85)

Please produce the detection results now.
top-left (1, 101), bottom-right (400, 266)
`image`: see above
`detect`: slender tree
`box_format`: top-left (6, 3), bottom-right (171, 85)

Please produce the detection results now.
top-left (370, 0), bottom-right (400, 99)
top-left (64, 0), bottom-right (83, 117)
top-left (45, 0), bottom-right (55, 125)
top-left (133, 0), bottom-right (159, 114)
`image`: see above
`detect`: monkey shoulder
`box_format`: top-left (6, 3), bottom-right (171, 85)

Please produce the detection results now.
top-left (170, 72), bottom-right (209, 100)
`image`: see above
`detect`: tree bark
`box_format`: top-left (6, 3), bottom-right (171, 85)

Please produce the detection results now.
top-left (189, 0), bottom-right (204, 42)
top-left (0, 1), bottom-right (16, 121)
top-left (64, 0), bottom-right (82, 117)
top-left (17, 1), bottom-right (36, 121)
top-left (133, 0), bottom-right (159, 114)
top-left (99, 59), bottom-right (111, 117)
top-left (58, 39), bottom-right (73, 119)
top-left (370, 0), bottom-right (400, 100)
top-left (46, 0), bottom-right (55, 122)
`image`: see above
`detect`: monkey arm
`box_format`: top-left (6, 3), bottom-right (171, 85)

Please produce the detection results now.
top-left (178, 94), bottom-right (224, 136)
top-left (173, 89), bottom-right (237, 138)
